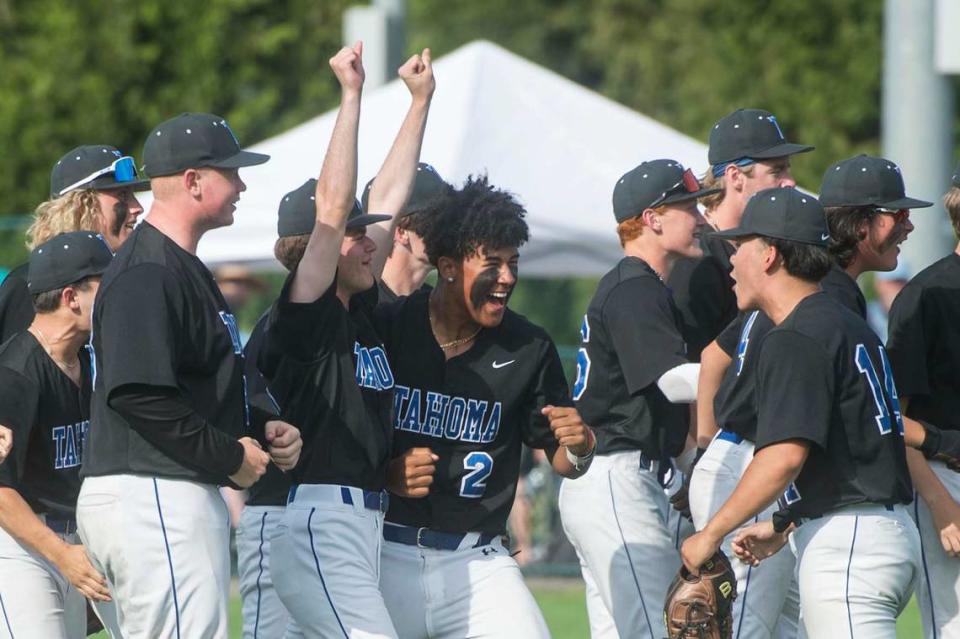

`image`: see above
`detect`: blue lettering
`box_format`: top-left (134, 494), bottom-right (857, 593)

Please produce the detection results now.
top-left (462, 399), bottom-right (488, 443)
top-left (400, 388), bottom-right (423, 432)
top-left (479, 402), bottom-right (502, 443)
top-left (52, 426), bottom-right (67, 470)
top-left (64, 424), bottom-right (79, 468)
top-left (423, 392), bottom-right (450, 438)
top-left (353, 343), bottom-right (395, 391)
top-left (443, 397), bottom-right (467, 440)
top-left (392, 385), bottom-right (410, 429)
top-left (370, 348), bottom-right (394, 390)
top-left (218, 311), bottom-right (243, 355)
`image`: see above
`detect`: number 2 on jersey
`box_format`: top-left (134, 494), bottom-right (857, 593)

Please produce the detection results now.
top-left (460, 452), bottom-right (494, 498)
top-left (854, 344), bottom-right (903, 436)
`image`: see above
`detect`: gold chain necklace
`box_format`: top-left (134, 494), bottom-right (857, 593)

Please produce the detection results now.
top-left (429, 314), bottom-right (481, 350)
top-left (33, 327), bottom-right (78, 371)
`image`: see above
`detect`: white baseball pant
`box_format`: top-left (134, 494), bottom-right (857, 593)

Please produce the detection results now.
top-left (914, 460), bottom-right (960, 638)
top-left (379, 525), bottom-right (549, 638)
top-left (558, 451), bottom-right (680, 638)
top-left (790, 503), bottom-right (919, 638)
top-left (689, 432), bottom-right (800, 639)
top-left (270, 484), bottom-right (396, 639)
top-left (77, 474), bottom-right (231, 639)
top-left (237, 505), bottom-right (293, 639)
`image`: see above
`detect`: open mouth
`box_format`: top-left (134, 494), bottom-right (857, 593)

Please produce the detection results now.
top-left (486, 290), bottom-right (510, 309)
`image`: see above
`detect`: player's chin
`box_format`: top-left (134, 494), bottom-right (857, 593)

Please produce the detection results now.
top-left (473, 303), bottom-right (507, 328)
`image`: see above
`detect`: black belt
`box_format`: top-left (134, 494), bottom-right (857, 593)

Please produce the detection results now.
top-left (383, 524), bottom-right (499, 551)
top-left (286, 485), bottom-right (390, 513)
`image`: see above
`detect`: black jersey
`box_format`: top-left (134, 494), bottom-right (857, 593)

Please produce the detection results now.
top-left (886, 253), bottom-right (960, 431)
top-left (666, 230), bottom-right (737, 361)
top-left (0, 332), bottom-right (91, 518)
top-left (575, 257), bottom-right (690, 458)
top-left (243, 313), bottom-right (290, 507)
top-left (258, 274), bottom-right (394, 491)
top-left (714, 271), bottom-right (868, 441)
top-left (378, 279), bottom-right (400, 305)
top-left (753, 292), bottom-right (912, 517)
top-left (820, 264), bottom-right (866, 319)
top-left (84, 222), bottom-right (255, 484)
top-left (373, 289), bottom-right (568, 535)
top-left (0, 264), bottom-right (35, 343)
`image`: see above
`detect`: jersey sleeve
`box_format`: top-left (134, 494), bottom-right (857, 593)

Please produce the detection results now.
top-left (521, 337), bottom-right (573, 449)
top-left (96, 264), bottom-right (184, 394)
top-left (885, 283), bottom-right (928, 398)
top-left (716, 314), bottom-right (745, 357)
top-left (666, 255), bottom-right (733, 359)
top-left (754, 330), bottom-right (834, 450)
top-left (603, 278), bottom-right (688, 394)
top-left (0, 366), bottom-right (39, 489)
top-left (261, 270), bottom-right (343, 367)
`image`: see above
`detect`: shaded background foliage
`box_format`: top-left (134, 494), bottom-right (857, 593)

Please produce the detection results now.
top-left (0, 0), bottom-right (956, 340)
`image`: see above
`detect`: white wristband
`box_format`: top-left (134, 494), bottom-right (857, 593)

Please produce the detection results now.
top-left (565, 444), bottom-right (595, 471)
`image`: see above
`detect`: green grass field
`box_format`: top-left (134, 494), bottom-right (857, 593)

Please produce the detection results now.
top-left (93, 578), bottom-right (925, 637)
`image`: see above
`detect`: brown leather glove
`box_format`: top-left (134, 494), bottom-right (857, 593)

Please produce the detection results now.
top-left (664, 550), bottom-right (737, 638)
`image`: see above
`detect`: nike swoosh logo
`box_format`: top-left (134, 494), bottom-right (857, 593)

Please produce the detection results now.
top-left (821, 233), bottom-right (830, 241)
top-left (491, 360), bottom-right (515, 369)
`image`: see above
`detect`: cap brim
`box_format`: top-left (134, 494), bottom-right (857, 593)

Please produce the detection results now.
top-left (749, 143), bottom-right (815, 160)
top-left (346, 213), bottom-right (392, 229)
top-left (878, 196), bottom-right (934, 209)
top-left (94, 177), bottom-right (153, 193)
top-left (210, 150), bottom-right (271, 169)
top-left (663, 186), bottom-right (722, 205)
top-left (712, 225), bottom-right (751, 240)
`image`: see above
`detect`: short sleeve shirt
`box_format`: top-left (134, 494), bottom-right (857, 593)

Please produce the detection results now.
top-left (753, 293), bottom-right (912, 517)
top-left (0, 332), bottom-right (91, 518)
top-left (373, 290), bottom-right (570, 534)
top-left (886, 253), bottom-right (960, 430)
top-left (575, 257), bottom-right (690, 457)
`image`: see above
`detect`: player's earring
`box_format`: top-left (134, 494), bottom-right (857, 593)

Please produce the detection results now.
top-left (447, 276), bottom-right (454, 283)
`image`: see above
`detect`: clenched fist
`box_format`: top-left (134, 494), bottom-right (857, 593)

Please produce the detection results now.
top-left (386, 447), bottom-right (439, 498)
top-left (542, 405), bottom-right (594, 456)
top-left (265, 420), bottom-right (303, 471)
top-left (229, 437), bottom-right (270, 488)
top-left (330, 41), bottom-right (365, 94)
top-left (398, 48), bottom-right (435, 102)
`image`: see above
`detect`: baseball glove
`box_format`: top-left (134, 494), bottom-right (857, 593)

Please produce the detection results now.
top-left (663, 550), bottom-right (737, 639)
top-left (919, 420), bottom-right (960, 472)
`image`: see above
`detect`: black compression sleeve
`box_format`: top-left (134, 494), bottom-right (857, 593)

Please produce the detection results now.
top-left (108, 384), bottom-right (245, 479)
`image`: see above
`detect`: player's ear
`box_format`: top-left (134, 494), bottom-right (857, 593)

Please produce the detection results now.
top-left (437, 256), bottom-right (458, 283)
top-left (60, 285), bottom-right (81, 312)
top-left (761, 240), bottom-right (779, 272)
top-left (183, 168), bottom-right (202, 197)
top-left (641, 208), bottom-right (661, 233)
top-left (394, 226), bottom-right (410, 248)
top-left (725, 164), bottom-right (745, 191)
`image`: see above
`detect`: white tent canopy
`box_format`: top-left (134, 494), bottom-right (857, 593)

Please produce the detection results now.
top-left (151, 40), bottom-right (711, 277)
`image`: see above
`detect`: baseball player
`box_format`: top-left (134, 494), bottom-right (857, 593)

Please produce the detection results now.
top-left (256, 44), bottom-right (434, 638)
top-left (555, 159), bottom-right (715, 638)
top-left (362, 162), bottom-right (450, 303)
top-left (682, 187), bottom-right (919, 639)
top-left (0, 231), bottom-right (121, 638)
top-left (688, 154), bottom-right (931, 638)
top-left (0, 145), bottom-right (149, 343)
top-left (77, 112), bottom-right (302, 638)
top-left (667, 108), bottom-right (812, 360)
top-left (372, 174), bottom-right (595, 639)
top-left (237, 49), bottom-right (435, 637)
top-left (886, 165), bottom-right (960, 638)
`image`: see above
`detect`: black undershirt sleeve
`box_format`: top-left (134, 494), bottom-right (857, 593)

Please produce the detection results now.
top-left (108, 384), bottom-right (245, 481)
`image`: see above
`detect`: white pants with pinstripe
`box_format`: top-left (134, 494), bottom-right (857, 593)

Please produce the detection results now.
top-left (913, 460), bottom-right (960, 638)
top-left (790, 504), bottom-right (919, 639)
top-left (270, 484), bottom-right (397, 639)
top-left (237, 505), bottom-right (292, 639)
top-left (77, 474), bottom-right (231, 639)
top-left (558, 451), bottom-right (680, 638)
top-left (689, 435), bottom-right (800, 639)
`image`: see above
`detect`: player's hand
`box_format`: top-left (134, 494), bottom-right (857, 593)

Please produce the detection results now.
top-left (0, 425), bottom-right (11, 463)
top-left (398, 48), bottom-right (435, 102)
top-left (229, 437), bottom-right (270, 488)
top-left (330, 41), bottom-right (365, 94)
top-left (929, 498), bottom-right (960, 557)
top-left (386, 447), bottom-right (439, 498)
top-left (731, 520), bottom-right (790, 566)
top-left (680, 530), bottom-right (722, 575)
top-left (542, 405), bottom-right (594, 456)
top-left (669, 480), bottom-right (691, 520)
top-left (54, 543), bottom-right (111, 602)
top-left (265, 420), bottom-right (303, 472)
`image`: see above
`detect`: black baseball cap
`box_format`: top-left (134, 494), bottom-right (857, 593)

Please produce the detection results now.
top-left (27, 231), bottom-right (113, 295)
top-left (360, 162), bottom-right (450, 216)
top-left (820, 155), bottom-right (932, 209)
top-left (708, 109), bottom-right (814, 168)
top-left (142, 113), bottom-right (270, 178)
top-left (277, 179), bottom-right (390, 238)
top-left (50, 145), bottom-right (151, 197)
top-left (612, 159), bottom-right (719, 223)
top-left (714, 187), bottom-right (829, 246)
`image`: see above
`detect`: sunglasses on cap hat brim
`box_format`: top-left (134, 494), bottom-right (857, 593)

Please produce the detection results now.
top-left (649, 168), bottom-right (720, 208)
top-left (58, 156), bottom-right (140, 196)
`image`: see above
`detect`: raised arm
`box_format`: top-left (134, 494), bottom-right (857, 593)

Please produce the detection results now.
top-left (367, 49), bottom-right (436, 277)
top-left (290, 42), bottom-right (366, 303)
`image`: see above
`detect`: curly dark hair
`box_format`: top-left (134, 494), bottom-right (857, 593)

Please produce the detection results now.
top-left (420, 175), bottom-right (529, 265)
top-left (824, 205), bottom-right (873, 269)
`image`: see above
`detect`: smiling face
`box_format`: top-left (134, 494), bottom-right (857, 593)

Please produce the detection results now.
top-left (337, 227), bottom-right (377, 295)
top-left (96, 187), bottom-right (144, 250)
top-left (859, 208), bottom-right (914, 271)
top-left (453, 245), bottom-right (519, 328)
top-left (728, 236), bottom-right (771, 311)
top-left (197, 167), bottom-right (246, 229)
top-left (657, 199), bottom-right (705, 259)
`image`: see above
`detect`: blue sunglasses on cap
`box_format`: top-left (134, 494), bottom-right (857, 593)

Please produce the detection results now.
top-left (58, 156), bottom-right (139, 196)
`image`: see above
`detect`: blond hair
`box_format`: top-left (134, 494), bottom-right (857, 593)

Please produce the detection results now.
top-left (699, 163), bottom-right (755, 211)
top-left (27, 189), bottom-right (102, 250)
top-left (944, 186), bottom-right (960, 239)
